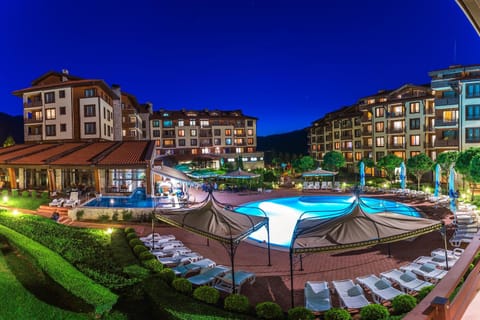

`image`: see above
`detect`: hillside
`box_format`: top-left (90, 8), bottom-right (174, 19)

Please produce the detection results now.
top-left (0, 113), bottom-right (23, 145)
top-left (257, 128), bottom-right (308, 155)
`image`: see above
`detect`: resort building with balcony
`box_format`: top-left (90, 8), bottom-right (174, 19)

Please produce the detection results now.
top-left (150, 109), bottom-right (264, 170)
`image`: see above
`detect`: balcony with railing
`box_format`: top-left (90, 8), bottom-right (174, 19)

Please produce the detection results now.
top-left (424, 124), bottom-right (435, 132)
top-left (24, 101), bottom-right (43, 108)
top-left (341, 146), bottom-right (353, 151)
top-left (423, 142), bottom-right (435, 148)
top-left (387, 143), bottom-right (405, 149)
top-left (387, 127), bottom-right (405, 134)
top-left (361, 115), bottom-right (372, 122)
top-left (341, 133), bottom-right (353, 140)
top-left (325, 135), bottom-right (332, 141)
top-left (24, 116), bottom-right (43, 124)
top-left (362, 129), bottom-right (373, 135)
top-left (435, 138), bottom-right (459, 148)
top-left (424, 107), bottom-right (435, 115)
top-left (436, 119), bottom-right (459, 127)
top-left (435, 97), bottom-right (459, 107)
top-left (387, 111), bottom-right (405, 118)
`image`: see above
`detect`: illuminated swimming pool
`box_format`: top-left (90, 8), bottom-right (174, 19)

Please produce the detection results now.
top-left (235, 196), bottom-right (420, 248)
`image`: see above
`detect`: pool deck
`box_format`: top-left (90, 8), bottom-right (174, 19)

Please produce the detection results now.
top-left (129, 188), bottom-right (453, 312)
top-left (25, 187), bottom-right (456, 313)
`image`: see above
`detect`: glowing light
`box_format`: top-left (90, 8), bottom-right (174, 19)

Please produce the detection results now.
top-left (12, 209), bottom-right (19, 216)
top-left (110, 199), bottom-right (115, 205)
top-left (2, 196), bottom-right (8, 203)
top-left (106, 228), bottom-right (113, 235)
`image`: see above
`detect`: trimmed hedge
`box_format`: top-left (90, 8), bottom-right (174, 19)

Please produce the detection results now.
top-left (324, 308), bottom-right (352, 320)
top-left (159, 268), bottom-right (176, 285)
top-left (360, 304), bottom-right (390, 320)
top-left (126, 233), bottom-right (138, 241)
top-left (256, 301), bottom-right (283, 320)
top-left (138, 251), bottom-right (156, 261)
top-left (124, 227), bottom-right (135, 234)
top-left (129, 238), bottom-right (143, 247)
top-left (416, 285), bottom-right (435, 302)
top-left (133, 244), bottom-right (148, 256)
top-left (193, 286), bottom-right (220, 305)
top-left (142, 259), bottom-right (164, 273)
top-left (288, 306), bottom-right (315, 320)
top-left (224, 293), bottom-right (250, 313)
top-left (0, 224), bottom-right (118, 315)
top-left (172, 278), bottom-right (193, 295)
top-left (392, 294), bottom-right (417, 314)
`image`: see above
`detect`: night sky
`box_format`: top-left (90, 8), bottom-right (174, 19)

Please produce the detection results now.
top-left (1, 0), bottom-right (479, 136)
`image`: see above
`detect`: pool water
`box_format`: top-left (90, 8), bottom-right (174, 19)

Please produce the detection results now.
top-left (235, 196), bottom-right (420, 248)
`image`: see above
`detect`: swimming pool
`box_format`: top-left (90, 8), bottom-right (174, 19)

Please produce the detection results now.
top-left (235, 196), bottom-right (420, 248)
top-left (83, 187), bottom-right (180, 208)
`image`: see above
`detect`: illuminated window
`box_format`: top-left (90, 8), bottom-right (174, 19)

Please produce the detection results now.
top-left (442, 110), bottom-right (458, 122)
top-left (178, 120), bottom-right (184, 126)
top-left (190, 129), bottom-right (197, 136)
top-left (247, 138), bottom-right (254, 144)
top-left (152, 120), bottom-right (160, 127)
top-left (355, 152), bottom-right (362, 161)
top-left (45, 108), bottom-right (56, 120)
top-left (225, 138), bottom-right (232, 145)
top-left (410, 135), bottom-right (420, 146)
top-left (334, 142), bottom-right (340, 150)
top-left (178, 129), bottom-right (185, 137)
top-left (375, 108), bottom-right (384, 117)
top-left (392, 136), bottom-right (405, 146)
top-left (189, 119), bottom-right (196, 126)
top-left (200, 120), bottom-right (209, 127)
top-left (225, 129), bottom-right (232, 135)
top-left (410, 151), bottom-right (420, 157)
top-left (247, 129), bottom-right (254, 135)
top-left (376, 137), bottom-right (384, 147)
top-left (409, 102), bottom-right (420, 114)
top-left (191, 149), bottom-right (198, 155)
top-left (163, 139), bottom-right (175, 147)
top-left (375, 122), bottom-right (384, 132)
top-left (234, 129), bottom-right (244, 135)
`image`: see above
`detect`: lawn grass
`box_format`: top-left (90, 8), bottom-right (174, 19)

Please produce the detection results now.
top-left (1, 195), bottom-right (49, 210)
top-left (0, 242), bottom-right (90, 320)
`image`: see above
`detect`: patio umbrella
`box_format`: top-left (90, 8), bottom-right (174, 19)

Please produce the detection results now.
top-left (359, 161), bottom-right (365, 188)
top-left (434, 163), bottom-right (441, 197)
top-left (219, 168), bottom-right (260, 179)
top-left (449, 166), bottom-right (456, 213)
top-left (400, 161), bottom-right (406, 190)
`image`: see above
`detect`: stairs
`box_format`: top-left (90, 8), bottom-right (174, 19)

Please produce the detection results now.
top-left (36, 205), bottom-right (73, 225)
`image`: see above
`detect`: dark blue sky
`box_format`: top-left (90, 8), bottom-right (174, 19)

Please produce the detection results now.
top-left (1, 0), bottom-right (479, 136)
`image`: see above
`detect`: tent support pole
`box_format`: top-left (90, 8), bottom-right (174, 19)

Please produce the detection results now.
top-left (267, 219), bottom-right (271, 266)
top-left (300, 254), bottom-right (304, 271)
top-left (230, 240), bottom-right (236, 294)
top-left (289, 250), bottom-right (295, 308)
top-left (387, 243), bottom-right (391, 258)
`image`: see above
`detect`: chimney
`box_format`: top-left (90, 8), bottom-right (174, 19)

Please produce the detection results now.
top-left (61, 69), bottom-right (69, 82)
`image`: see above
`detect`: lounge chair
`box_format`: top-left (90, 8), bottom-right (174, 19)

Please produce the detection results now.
top-left (64, 191), bottom-right (80, 208)
top-left (187, 265), bottom-right (231, 286)
top-left (214, 270), bottom-right (256, 293)
top-left (171, 258), bottom-right (216, 277)
top-left (413, 255), bottom-right (459, 270)
top-left (139, 233), bottom-right (175, 242)
top-left (380, 269), bottom-right (432, 294)
top-left (449, 231), bottom-right (477, 247)
top-left (157, 252), bottom-right (203, 267)
top-left (304, 281), bottom-right (332, 312)
top-left (399, 262), bottom-right (447, 283)
top-left (431, 247), bottom-right (464, 259)
top-left (49, 198), bottom-right (65, 207)
top-left (151, 246), bottom-right (192, 258)
top-left (356, 275), bottom-right (402, 303)
top-left (332, 279), bottom-right (370, 309)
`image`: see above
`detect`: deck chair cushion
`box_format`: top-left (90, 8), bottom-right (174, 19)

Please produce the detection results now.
top-left (420, 263), bottom-right (435, 273)
top-left (400, 272), bottom-right (415, 283)
top-left (317, 289), bottom-right (329, 299)
top-left (374, 279), bottom-right (389, 290)
top-left (347, 286), bottom-right (362, 297)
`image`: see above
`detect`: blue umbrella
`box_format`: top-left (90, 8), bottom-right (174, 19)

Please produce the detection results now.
top-left (449, 166), bottom-right (456, 212)
top-left (359, 161), bottom-right (365, 188)
top-left (400, 161), bottom-right (406, 190)
top-left (434, 164), bottom-right (441, 197)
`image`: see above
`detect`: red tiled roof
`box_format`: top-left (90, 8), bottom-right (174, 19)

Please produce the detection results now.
top-left (0, 144), bottom-right (33, 156)
top-left (50, 142), bottom-right (118, 165)
top-left (97, 141), bottom-right (150, 166)
top-left (10, 143), bottom-right (86, 165)
top-left (0, 144), bottom-right (57, 163)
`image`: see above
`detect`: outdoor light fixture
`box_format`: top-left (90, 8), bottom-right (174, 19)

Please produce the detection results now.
top-left (3, 196), bottom-right (8, 203)
top-left (106, 228), bottom-right (113, 235)
top-left (110, 199), bottom-right (114, 205)
top-left (12, 209), bottom-right (19, 216)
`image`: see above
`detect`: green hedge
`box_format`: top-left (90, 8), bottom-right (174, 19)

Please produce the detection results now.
top-left (0, 224), bottom-right (118, 315)
top-left (193, 286), bottom-right (220, 305)
top-left (256, 301), bottom-right (283, 319)
top-left (224, 294), bottom-right (250, 313)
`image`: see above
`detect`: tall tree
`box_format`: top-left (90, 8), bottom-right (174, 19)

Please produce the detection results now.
top-left (456, 148), bottom-right (480, 182)
top-left (322, 151), bottom-right (346, 172)
top-left (295, 155), bottom-right (315, 172)
top-left (435, 151), bottom-right (458, 179)
top-left (407, 153), bottom-right (434, 190)
top-left (2, 135), bottom-right (15, 147)
top-left (376, 154), bottom-right (403, 184)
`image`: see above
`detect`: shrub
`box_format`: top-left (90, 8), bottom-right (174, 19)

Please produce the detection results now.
top-left (323, 308), bottom-right (351, 320)
top-left (360, 304), bottom-right (389, 320)
top-left (122, 264), bottom-right (150, 280)
top-left (76, 210), bottom-right (85, 221)
top-left (22, 190), bottom-right (29, 198)
top-left (41, 191), bottom-right (49, 199)
top-left (133, 245), bottom-right (148, 255)
top-left (416, 285), bottom-right (435, 302)
top-left (124, 227), bottom-right (135, 234)
top-left (129, 238), bottom-right (143, 247)
top-left (159, 268), bottom-right (175, 285)
top-left (126, 232), bottom-right (138, 241)
top-left (392, 294), bottom-right (417, 314)
top-left (224, 293), bottom-right (250, 313)
top-left (11, 189), bottom-right (18, 197)
top-left (142, 259), bottom-right (163, 273)
top-left (30, 190), bottom-right (37, 198)
top-left (256, 301), bottom-right (283, 320)
top-left (193, 286), bottom-right (220, 305)
top-left (172, 278), bottom-right (193, 295)
top-left (138, 251), bottom-right (155, 261)
top-left (112, 211), bottom-right (119, 221)
top-left (122, 210), bottom-right (133, 221)
top-left (98, 214), bottom-right (110, 222)
top-left (288, 306), bottom-right (315, 320)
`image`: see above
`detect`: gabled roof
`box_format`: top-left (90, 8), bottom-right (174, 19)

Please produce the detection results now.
top-left (96, 141), bottom-right (152, 166)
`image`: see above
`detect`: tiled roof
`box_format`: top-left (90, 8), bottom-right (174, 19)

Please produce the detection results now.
top-left (50, 142), bottom-right (118, 165)
top-left (0, 144), bottom-right (57, 163)
top-left (97, 141), bottom-right (151, 166)
top-left (10, 143), bottom-right (85, 165)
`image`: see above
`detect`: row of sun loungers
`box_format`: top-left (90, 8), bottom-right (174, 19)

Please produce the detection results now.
top-left (303, 181), bottom-right (342, 191)
top-left (449, 205), bottom-right (479, 247)
top-left (140, 232), bottom-right (256, 293)
top-left (304, 247), bottom-right (464, 312)
top-left (48, 191), bottom-right (80, 208)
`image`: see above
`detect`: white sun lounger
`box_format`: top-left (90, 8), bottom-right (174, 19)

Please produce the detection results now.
top-left (399, 262), bottom-right (448, 283)
top-left (304, 281), bottom-right (332, 312)
top-left (171, 258), bottom-right (216, 277)
top-left (356, 275), bottom-right (403, 304)
top-left (413, 255), bottom-right (459, 270)
top-left (380, 269), bottom-right (432, 294)
top-left (187, 265), bottom-right (231, 286)
top-left (49, 198), bottom-right (65, 207)
top-left (139, 233), bottom-right (175, 242)
top-left (214, 270), bottom-right (256, 293)
top-left (332, 279), bottom-right (370, 309)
